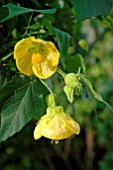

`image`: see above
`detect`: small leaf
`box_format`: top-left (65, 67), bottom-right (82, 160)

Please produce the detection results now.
top-left (71, 0), bottom-right (112, 22)
top-left (55, 27), bottom-right (71, 65)
top-left (0, 79), bottom-right (49, 142)
top-left (0, 3), bottom-right (56, 22)
top-left (78, 39), bottom-right (88, 51)
top-left (80, 74), bottom-right (113, 112)
top-left (26, 23), bottom-right (40, 30)
top-left (65, 53), bottom-right (85, 73)
top-left (43, 18), bottom-right (55, 34)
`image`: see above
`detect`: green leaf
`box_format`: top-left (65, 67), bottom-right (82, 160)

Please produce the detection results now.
top-left (43, 18), bottom-right (55, 34)
top-left (71, 0), bottom-right (112, 22)
top-left (0, 72), bottom-right (9, 89)
top-left (0, 7), bottom-right (9, 21)
top-left (0, 3), bottom-right (56, 22)
top-left (0, 79), bottom-right (49, 142)
top-left (0, 77), bottom-right (28, 114)
top-left (55, 27), bottom-right (71, 65)
top-left (65, 53), bottom-right (85, 73)
top-left (31, 80), bottom-right (49, 119)
top-left (26, 23), bottom-right (41, 30)
top-left (80, 74), bottom-right (113, 112)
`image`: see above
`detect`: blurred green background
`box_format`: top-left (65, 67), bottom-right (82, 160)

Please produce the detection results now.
top-left (0, 0), bottom-right (113, 170)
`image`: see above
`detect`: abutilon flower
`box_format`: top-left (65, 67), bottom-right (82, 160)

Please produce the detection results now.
top-left (14, 36), bottom-right (60, 79)
top-left (34, 106), bottom-right (80, 143)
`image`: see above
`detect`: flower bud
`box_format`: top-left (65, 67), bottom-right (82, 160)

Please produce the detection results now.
top-left (63, 85), bottom-right (74, 103)
top-left (64, 73), bottom-right (79, 88)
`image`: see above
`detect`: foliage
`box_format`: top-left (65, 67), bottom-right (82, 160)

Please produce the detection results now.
top-left (71, 0), bottom-right (112, 21)
top-left (0, 0), bottom-right (113, 170)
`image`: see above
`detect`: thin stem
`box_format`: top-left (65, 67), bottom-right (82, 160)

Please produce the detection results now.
top-left (57, 68), bottom-right (66, 78)
top-left (0, 51), bottom-right (13, 63)
top-left (78, 67), bottom-right (81, 75)
top-left (39, 78), bottom-right (53, 94)
top-left (23, 13), bottom-right (33, 36)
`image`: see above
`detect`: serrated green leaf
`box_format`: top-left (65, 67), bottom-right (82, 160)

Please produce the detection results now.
top-left (55, 27), bottom-right (71, 65)
top-left (0, 77), bottom-right (29, 114)
top-left (0, 79), bottom-right (49, 142)
top-left (0, 3), bottom-right (56, 23)
top-left (71, 0), bottom-right (112, 22)
top-left (80, 74), bottom-right (113, 112)
top-left (65, 53), bottom-right (85, 73)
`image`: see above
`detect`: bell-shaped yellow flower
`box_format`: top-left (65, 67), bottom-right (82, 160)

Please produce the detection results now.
top-left (34, 106), bottom-right (80, 142)
top-left (14, 36), bottom-right (60, 79)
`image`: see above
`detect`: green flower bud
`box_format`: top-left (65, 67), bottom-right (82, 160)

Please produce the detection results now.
top-left (63, 85), bottom-right (74, 103)
top-left (65, 73), bottom-right (79, 88)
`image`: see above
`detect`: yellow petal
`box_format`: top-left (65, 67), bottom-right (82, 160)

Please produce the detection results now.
top-left (32, 62), bottom-right (57, 79)
top-left (42, 115), bottom-right (76, 140)
top-left (14, 37), bottom-right (36, 76)
top-left (63, 116), bottom-right (80, 135)
top-left (46, 42), bottom-right (60, 67)
top-left (34, 122), bottom-right (42, 140)
top-left (34, 114), bottom-right (49, 140)
top-left (32, 41), bottom-right (60, 79)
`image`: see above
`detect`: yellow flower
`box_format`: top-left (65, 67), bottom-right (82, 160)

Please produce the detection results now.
top-left (14, 36), bottom-right (60, 79)
top-left (34, 106), bottom-right (80, 142)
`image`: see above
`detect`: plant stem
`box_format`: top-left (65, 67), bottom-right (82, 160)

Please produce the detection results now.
top-left (23, 13), bottom-right (33, 36)
top-left (0, 51), bottom-right (13, 63)
top-left (39, 78), bottom-right (53, 94)
top-left (57, 68), bottom-right (66, 78)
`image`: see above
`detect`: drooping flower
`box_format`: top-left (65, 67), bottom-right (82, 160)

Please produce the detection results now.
top-left (34, 106), bottom-right (80, 142)
top-left (14, 36), bottom-right (60, 79)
